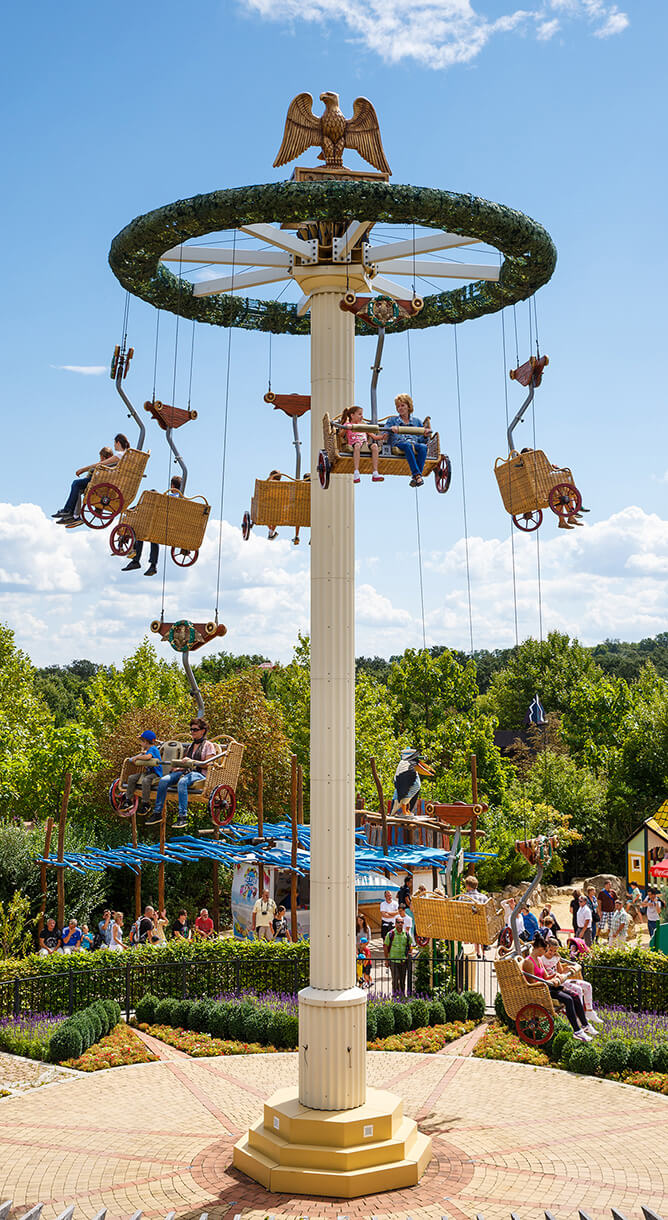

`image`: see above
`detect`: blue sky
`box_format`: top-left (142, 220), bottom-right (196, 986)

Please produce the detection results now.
top-left (3, 1), bottom-right (667, 667)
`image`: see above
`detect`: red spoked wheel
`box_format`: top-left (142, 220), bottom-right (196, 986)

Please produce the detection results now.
top-left (209, 783), bottom-right (236, 828)
top-left (548, 482), bottom-right (582, 519)
top-left (108, 779), bottom-right (138, 817)
top-left (435, 454), bottom-right (452, 494)
top-left (242, 511), bottom-right (252, 541)
top-left (513, 509), bottom-right (543, 532)
top-left (171, 547), bottom-right (199, 567)
top-left (515, 1003), bottom-right (554, 1046)
top-left (416, 935), bottom-right (430, 948)
top-left (110, 523), bottom-right (136, 556)
top-left (82, 483), bottom-right (124, 529)
top-left (317, 450), bottom-right (330, 489)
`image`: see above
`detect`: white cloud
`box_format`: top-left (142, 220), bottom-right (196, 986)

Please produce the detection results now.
top-left (241, 0), bottom-right (628, 69)
top-left (2, 502), bottom-right (668, 667)
top-left (51, 365), bottom-right (107, 376)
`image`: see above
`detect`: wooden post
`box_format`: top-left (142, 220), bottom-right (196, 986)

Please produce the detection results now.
top-left (370, 757), bottom-right (388, 857)
top-left (290, 754), bottom-right (298, 942)
top-left (257, 765), bottom-right (264, 837)
top-left (158, 811), bottom-right (166, 915)
top-left (131, 812), bottom-right (142, 920)
top-left (56, 773), bottom-right (71, 931)
top-left (297, 764), bottom-right (304, 825)
top-left (469, 753), bottom-right (478, 870)
top-left (212, 823), bottom-right (220, 932)
top-left (38, 816), bottom-right (54, 933)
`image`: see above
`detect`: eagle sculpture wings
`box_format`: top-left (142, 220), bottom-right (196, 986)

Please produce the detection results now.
top-left (273, 91), bottom-right (391, 175)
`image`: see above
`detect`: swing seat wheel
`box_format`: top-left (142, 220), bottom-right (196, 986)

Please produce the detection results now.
top-left (171, 546), bottom-right (199, 567)
top-left (209, 783), bottom-right (236, 828)
top-left (515, 1003), bottom-right (554, 1046)
top-left (82, 483), bottom-right (124, 529)
top-left (513, 509), bottom-right (543, 532)
top-left (317, 450), bottom-right (331, 489)
top-left (435, 454), bottom-right (452, 494)
top-left (108, 779), bottom-right (138, 817)
top-left (241, 510), bottom-right (253, 541)
top-left (548, 481), bottom-right (582, 518)
top-left (110, 523), bottom-right (137, 556)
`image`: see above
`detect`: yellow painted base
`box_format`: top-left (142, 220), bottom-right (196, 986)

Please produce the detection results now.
top-left (232, 1086), bottom-right (432, 1199)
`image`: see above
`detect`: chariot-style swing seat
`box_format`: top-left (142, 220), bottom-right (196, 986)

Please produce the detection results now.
top-left (109, 399), bottom-right (210, 566)
top-left (242, 392), bottom-right (311, 544)
top-left (495, 355), bottom-right (582, 532)
top-left (81, 345), bottom-right (151, 529)
top-left (412, 891), bottom-right (504, 944)
top-left (319, 412), bottom-right (451, 490)
top-left (109, 732), bottom-right (244, 826)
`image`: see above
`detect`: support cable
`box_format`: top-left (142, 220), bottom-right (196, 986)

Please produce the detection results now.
top-left (501, 306), bottom-right (520, 648)
top-left (454, 326), bottom-right (474, 654)
top-left (214, 231), bottom-right (237, 625)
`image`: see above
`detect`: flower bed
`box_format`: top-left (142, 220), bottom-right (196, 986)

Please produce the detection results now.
top-left (139, 1023), bottom-right (279, 1057)
top-left (63, 1023), bottom-right (158, 1071)
top-left (0, 1013), bottom-right (64, 1061)
top-left (368, 1019), bottom-right (475, 1053)
top-left (473, 1022), bottom-right (550, 1066)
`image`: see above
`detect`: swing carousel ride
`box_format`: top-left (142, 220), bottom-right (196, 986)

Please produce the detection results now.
top-left (100, 88), bottom-right (560, 1197)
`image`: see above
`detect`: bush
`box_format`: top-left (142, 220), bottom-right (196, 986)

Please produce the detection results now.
top-left (442, 991), bottom-right (468, 1023)
top-left (268, 1010), bottom-right (290, 1049)
top-left (175, 999), bottom-right (196, 1029)
top-left (71, 1013), bottom-right (95, 1050)
top-left (190, 1000), bottom-right (215, 1032)
top-left (366, 1007), bottom-right (377, 1041)
top-left (462, 990), bottom-right (485, 1023)
top-left (135, 994), bottom-right (159, 1025)
top-left (494, 991), bottom-right (512, 1028)
top-left (409, 999), bottom-right (429, 1029)
top-left (392, 1003), bottom-right (412, 1033)
top-left (560, 1035), bottom-right (575, 1066)
top-left (49, 1023), bottom-right (83, 1063)
top-left (550, 1030), bottom-right (574, 1063)
top-left (228, 1001), bottom-right (254, 1041)
top-left (242, 1010), bottom-right (264, 1044)
top-left (104, 998), bottom-right (121, 1027)
top-left (568, 1043), bottom-right (600, 1075)
top-left (208, 1001), bottom-right (231, 1038)
top-left (375, 1005), bottom-right (395, 1038)
top-left (91, 1000), bottom-right (110, 1038)
top-left (414, 947), bottom-right (433, 996)
top-left (155, 998), bottom-right (178, 1027)
top-left (283, 1014), bottom-right (299, 1049)
top-left (652, 1042), bottom-right (668, 1073)
top-left (598, 1039), bottom-right (629, 1075)
top-left (626, 1040), bottom-right (654, 1073)
top-left (86, 1008), bottom-right (103, 1042)
top-left (428, 1000), bottom-right (446, 1026)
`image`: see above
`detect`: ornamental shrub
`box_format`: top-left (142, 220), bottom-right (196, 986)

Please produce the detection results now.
top-left (135, 994), bottom-right (159, 1025)
top-left (242, 1010), bottom-right (264, 1044)
top-left (375, 1005), bottom-right (395, 1038)
top-left (410, 999), bottom-right (429, 1030)
top-left (560, 1035), bottom-right (575, 1066)
top-left (155, 998), bottom-right (178, 1027)
top-left (626, 1040), bottom-right (654, 1073)
top-left (268, 1010), bottom-right (290, 1049)
top-left (393, 1003), bottom-right (412, 1033)
top-left (652, 1042), bottom-right (668, 1073)
top-left (428, 1000), bottom-right (446, 1026)
top-left (175, 999), bottom-right (196, 1029)
top-left (104, 999), bottom-right (121, 1027)
top-left (462, 990), bottom-right (485, 1023)
top-left (86, 1007), bottom-right (103, 1042)
top-left (550, 1030), bottom-right (574, 1063)
top-left (49, 1023), bottom-right (83, 1063)
top-left (442, 990), bottom-right (468, 1024)
top-left (228, 1001), bottom-right (254, 1041)
top-left (598, 1039), bottom-right (629, 1075)
top-left (283, 1014), bottom-right (299, 1049)
top-left (366, 1007), bottom-right (377, 1041)
top-left (71, 1013), bottom-right (95, 1050)
top-left (253, 1006), bottom-right (271, 1043)
top-left (208, 1001), bottom-right (231, 1039)
top-left (494, 990), bottom-right (512, 1029)
top-left (414, 948), bottom-right (433, 996)
top-left (190, 1000), bottom-right (215, 1032)
top-left (568, 1043), bottom-right (600, 1075)
top-left (91, 1000), bottom-right (110, 1038)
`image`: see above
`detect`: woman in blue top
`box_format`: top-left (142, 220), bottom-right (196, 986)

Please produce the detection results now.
top-left (121, 729), bottom-right (163, 816)
top-left (381, 393), bottom-right (432, 487)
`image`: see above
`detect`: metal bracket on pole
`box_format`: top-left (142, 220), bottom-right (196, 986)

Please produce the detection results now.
top-left (369, 326), bottom-right (385, 426)
top-left (445, 828), bottom-right (462, 898)
top-left (292, 416), bottom-right (302, 481)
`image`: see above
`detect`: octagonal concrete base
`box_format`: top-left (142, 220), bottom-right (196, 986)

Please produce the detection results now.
top-left (232, 1085), bottom-right (432, 1198)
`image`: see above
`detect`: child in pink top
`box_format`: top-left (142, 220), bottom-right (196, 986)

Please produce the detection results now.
top-left (340, 406), bottom-right (383, 484)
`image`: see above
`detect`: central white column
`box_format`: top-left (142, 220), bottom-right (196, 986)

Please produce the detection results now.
top-left (296, 272), bottom-right (367, 1110)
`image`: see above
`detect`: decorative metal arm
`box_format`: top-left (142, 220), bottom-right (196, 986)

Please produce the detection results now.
top-left (182, 652), bottom-right (204, 718)
top-left (114, 361), bottom-right (146, 450)
top-left (445, 828), bottom-right (462, 898)
top-left (507, 381), bottom-right (535, 454)
top-left (369, 326), bottom-right (385, 426)
top-left (509, 858), bottom-right (545, 956)
top-left (292, 415), bottom-right (302, 481)
top-left (165, 427), bottom-right (188, 495)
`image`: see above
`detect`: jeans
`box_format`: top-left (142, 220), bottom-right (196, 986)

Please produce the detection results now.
top-left (648, 919), bottom-right (658, 941)
top-left (389, 959), bottom-right (408, 994)
top-left (154, 770), bottom-right (205, 817)
top-left (134, 540), bottom-right (159, 566)
top-left (392, 437), bottom-right (428, 478)
top-left (64, 475), bottom-right (91, 515)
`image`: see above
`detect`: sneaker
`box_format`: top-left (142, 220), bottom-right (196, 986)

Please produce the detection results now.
top-left (414, 476), bottom-right (424, 487)
top-left (585, 1024), bottom-right (600, 1037)
top-left (122, 560), bottom-right (141, 571)
top-left (372, 473), bottom-right (384, 482)
top-left (573, 1030), bottom-right (591, 1041)
top-left (568, 514), bottom-right (584, 527)
top-left (65, 518), bottom-right (85, 528)
top-left (558, 518), bottom-right (574, 530)
top-left (52, 509), bottom-right (69, 518)
top-left (56, 514), bottom-right (76, 524)
top-left (268, 530), bottom-right (278, 540)
top-left (145, 811), bottom-right (163, 826)
top-left (353, 472), bottom-right (361, 484)
top-left (144, 565), bottom-right (158, 576)
top-left (138, 802), bottom-right (151, 815)
top-left (173, 818), bottom-right (187, 830)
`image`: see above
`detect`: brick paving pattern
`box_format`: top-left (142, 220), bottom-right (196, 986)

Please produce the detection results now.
top-left (0, 1049), bottom-right (79, 1095)
top-left (0, 1049), bottom-right (666, 1220)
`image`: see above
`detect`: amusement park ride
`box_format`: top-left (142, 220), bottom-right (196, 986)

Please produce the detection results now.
top-left (102, 88), bottom-right (558, 1197)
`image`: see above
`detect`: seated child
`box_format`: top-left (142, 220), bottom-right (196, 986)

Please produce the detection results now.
top-left (340, 406), bottom-right (383, 484)
top-left (356, 934), bottom-right (372, 987)
top-left (456, 874), bottom-right (487, 958)
top-left (542, 937), bottom-right (602, 1024)
top-left (121, 729), bottom-right (163, 816)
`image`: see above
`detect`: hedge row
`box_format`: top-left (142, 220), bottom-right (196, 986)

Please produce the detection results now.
top-left (49, 999), bottom-right (122, 1063)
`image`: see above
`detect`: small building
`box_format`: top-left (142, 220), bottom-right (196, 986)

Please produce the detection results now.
top-left (625, 801), bottom-right (668, 891)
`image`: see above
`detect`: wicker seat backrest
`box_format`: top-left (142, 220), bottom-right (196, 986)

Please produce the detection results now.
top-left (495, 955), bottom-right (556, 1019)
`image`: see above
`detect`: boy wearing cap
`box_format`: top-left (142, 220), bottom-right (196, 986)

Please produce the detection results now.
top-left (121, 730), bottom-right (163, 816)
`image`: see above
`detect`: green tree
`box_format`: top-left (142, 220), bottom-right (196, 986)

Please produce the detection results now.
top-left (484, 631), bottom-right (606, 729)
top-left (79, 639), bottom-right (190, 737)
top-left (476, 796), bottom-right (580, 891)
top-left (34, 659), bottom-right (99, 725)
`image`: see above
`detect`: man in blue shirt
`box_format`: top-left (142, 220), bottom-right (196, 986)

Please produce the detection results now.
top-left (521, 905), bottom-right (539, 939)
top-left (381, 392), bottom-right (432, 487)
top-left (121, 729), bottom-right (163, 816)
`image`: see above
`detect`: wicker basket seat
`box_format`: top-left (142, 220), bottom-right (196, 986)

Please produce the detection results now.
top-left (494, 449), bottom-right (575, 517)
top-left (118, 489), bottom-right (210, 550)
top-left (250, 477), bottom-right (310, 528)
top-left (494, 955), bottom-right (557, 1020)
top-left (83, 448), bottom-right (150, 525)
top-left (323, 413), bottom-right (441, 478)
top-left (412, 893), bottom-right (504, 943)
top-left (118, 734), bottom-right (244, 804)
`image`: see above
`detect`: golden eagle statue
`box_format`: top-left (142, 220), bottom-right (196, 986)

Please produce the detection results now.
top-left (273, 91), bottom-right (391, 175)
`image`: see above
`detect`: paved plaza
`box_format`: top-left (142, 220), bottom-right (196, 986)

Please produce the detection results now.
top-left (0, 1044), bottom-right (666, 1220)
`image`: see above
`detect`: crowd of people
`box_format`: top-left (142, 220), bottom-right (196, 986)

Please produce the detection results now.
top-left (37, 906), bottom-right (220, 954)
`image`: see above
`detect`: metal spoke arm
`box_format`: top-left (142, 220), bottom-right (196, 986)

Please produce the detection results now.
top-left (369, 326), bottom-right (385, 426)
top-left (182, 652), bottom-right (204, 719)
top-left (115, 364), bottom-right (146, 450)
top-left (292, 416), bottom-right (301, 480)
top-left (165, 427), bottom-right (187, 494)
top-left (509, 859), bottom-right (544, 956)
top-left (507, 382), bottom-right (535, 453)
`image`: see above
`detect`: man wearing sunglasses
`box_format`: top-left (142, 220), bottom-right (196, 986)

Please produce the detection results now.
top-left (147, 717), bottom-right (217, 830)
